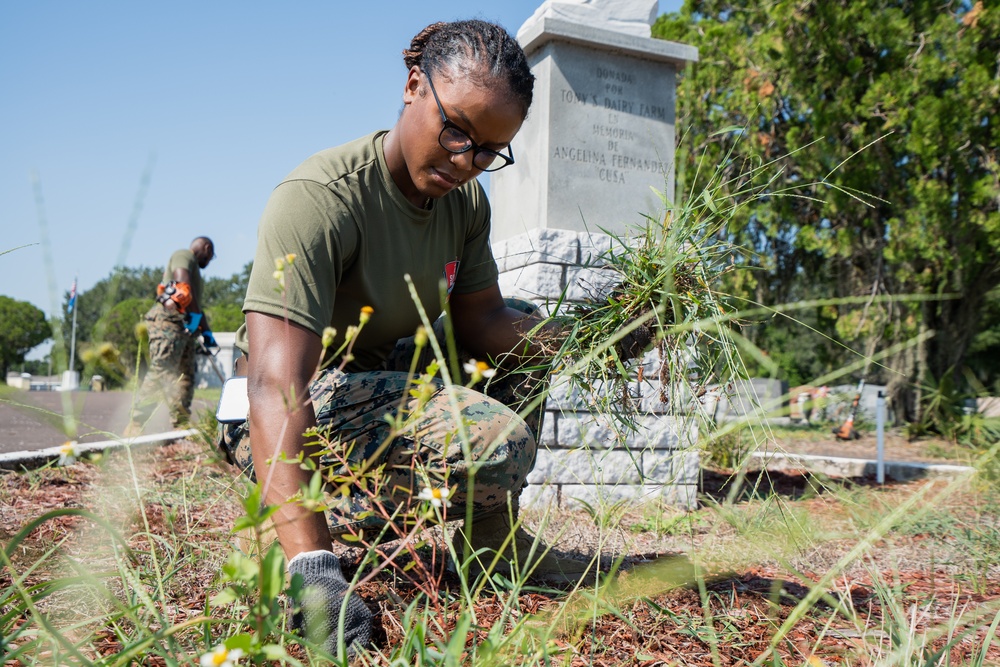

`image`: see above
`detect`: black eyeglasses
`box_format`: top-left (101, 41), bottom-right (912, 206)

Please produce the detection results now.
top-left (424, 70), bottom-right (515, 172)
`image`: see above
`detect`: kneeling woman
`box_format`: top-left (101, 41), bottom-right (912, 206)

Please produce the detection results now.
top-left (225, 19), bottom-right (590, 657)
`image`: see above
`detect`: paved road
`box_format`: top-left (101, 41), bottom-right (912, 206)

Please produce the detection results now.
top-left (0, 389), bottom-right (209, 454)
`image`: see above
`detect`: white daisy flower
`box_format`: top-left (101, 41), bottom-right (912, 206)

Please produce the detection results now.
top-left (58, 441), bottom-right (79, 466)
top-left (418, 485), bottom-right (452, 508)
top-left (462, 359), bottom-right (496, 382)
top-left (199, 645), bottom-right (244, 667)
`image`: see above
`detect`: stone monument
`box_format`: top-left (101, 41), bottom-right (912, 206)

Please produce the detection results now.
top-left (491, 0), bottom-right (698, 242)
top-left (490, 1), bottom-right (700, 509)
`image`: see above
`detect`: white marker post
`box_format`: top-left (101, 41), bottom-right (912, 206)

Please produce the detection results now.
top-left (876, 390), bottom-right (886, 484)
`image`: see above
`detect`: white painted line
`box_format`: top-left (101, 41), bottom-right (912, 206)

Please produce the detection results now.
top-left (0, 429), bottom-right (199, 469)
top-left (749, 450), bottom-right (975, 476)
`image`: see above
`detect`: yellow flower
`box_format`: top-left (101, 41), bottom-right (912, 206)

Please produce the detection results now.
top-left (321, 327), bottom-right (337, 348)
top-left (274, 257), bottom-right (285, 271)
top-left (285, 253), bottom-right (297, 265)
top-left (97, 341), bottom-right (118, 364)
top-left (359, 305), bottom-right (374, 325)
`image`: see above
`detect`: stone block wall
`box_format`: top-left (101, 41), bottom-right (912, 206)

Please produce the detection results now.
top-left (494, 228), bottom-right (617, 307)
top-left (493, 228), bottom-right (700, 510)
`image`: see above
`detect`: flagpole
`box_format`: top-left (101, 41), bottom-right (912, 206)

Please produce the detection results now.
top-left (68, 277), bottom-right (78, 374)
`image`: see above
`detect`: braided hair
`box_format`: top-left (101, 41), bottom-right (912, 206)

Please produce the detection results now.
top-left (402, 20), bottom-right (534, 118)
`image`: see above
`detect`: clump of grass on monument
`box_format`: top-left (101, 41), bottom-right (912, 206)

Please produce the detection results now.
top-left (533, 151), bottom-right (792, 438)
top-left (549, 208), bottom-right (737, 422)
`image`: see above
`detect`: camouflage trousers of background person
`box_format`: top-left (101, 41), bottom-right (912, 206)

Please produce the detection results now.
top-left (132, 305), bottom-right (197, 429)
top-left (221, 299), bottom-right (549, 539)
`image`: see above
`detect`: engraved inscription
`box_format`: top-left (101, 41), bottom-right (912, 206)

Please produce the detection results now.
top-left (553, 63), bottom-right (671, 187)
top-left (552, 146), bottom-right (606, 165)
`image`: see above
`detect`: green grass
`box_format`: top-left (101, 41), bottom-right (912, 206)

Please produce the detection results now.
top-left (193, 387), bottom-right (221, 403)
top-left (4, 408), bottom-right (1000, 665)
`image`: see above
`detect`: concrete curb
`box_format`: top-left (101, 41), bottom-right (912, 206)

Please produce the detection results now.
top-left (0, 429), bottom-right (200, 471)
top-left (749, 450), bottom-right (976, 482)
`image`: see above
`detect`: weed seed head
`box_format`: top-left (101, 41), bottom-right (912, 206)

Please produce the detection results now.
top-left (414, 325), bottom-right (428, 348)
top-left (321, 326), bottom-right (337, 348)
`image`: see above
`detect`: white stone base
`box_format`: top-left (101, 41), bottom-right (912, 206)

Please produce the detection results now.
top-left (495, 228), bottom-right (702, 510)
top-left (520, 410), bottom-right (700, 511)
top-left (521, 479), bottom-right (698, 511)
top-left (58, 370), bottom-right (80, 391)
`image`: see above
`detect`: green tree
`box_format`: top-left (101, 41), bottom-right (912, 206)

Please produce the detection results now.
top-left (62, 266), bottom-right (161, 370)
top-left (20, 357), bottom-right (51, 376)
top-left (203, 260), bottom-right (252, 332)
top-left (203, 261), bottom-right (252, 308)
top-left (205, 303), bottom-right (246, 332)
top-left (83, 297), bottom-right (155, 387)
top-left (0, 296), bottom-right (50, 382)
top-left (655, 0), bottom-right (1000, 419)
top-left (967, 286), bottom-right (1000, 395)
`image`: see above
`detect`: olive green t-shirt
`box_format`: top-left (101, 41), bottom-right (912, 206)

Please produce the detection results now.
top-left (163, 248), bottom-right (203, 309)
top-left (238, 131), bottom-right (499, 371)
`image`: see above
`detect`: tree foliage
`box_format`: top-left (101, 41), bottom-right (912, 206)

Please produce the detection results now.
top-left (203, 261), bottom-right (252, 332)
top-left (655, 0), bottom-right (1000, 418)
top-left (0, 295), bottom-right (50, 381)
top-left (61, 266), bottom-right (161, 368)
top-left (81, 297), bottom-right (154, 387)
top-left (204, 303), bottom-right (247, 332)
top-left (61, 260), bottom-right (253, 372)
top-left (203, 261), bottom-right (252, 309)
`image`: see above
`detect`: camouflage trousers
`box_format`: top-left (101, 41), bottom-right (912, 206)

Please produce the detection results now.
top-left (221, 299), bottom-right (549, 537)
top-left (133, 305), bottom-right (196, 428)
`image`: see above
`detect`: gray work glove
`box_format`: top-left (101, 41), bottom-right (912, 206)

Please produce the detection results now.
top-left (287, 550), bottom-right (372, 658)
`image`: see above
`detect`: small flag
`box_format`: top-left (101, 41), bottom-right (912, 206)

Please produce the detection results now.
top-left (67, 278), bottom-right (77, 314)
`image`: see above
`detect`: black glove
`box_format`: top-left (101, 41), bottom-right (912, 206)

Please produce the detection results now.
top-left (616, 317), bottom-right (654, 361)
top-left (202, 330), bottom-right (218, 348)
top-left (287, 550), bottom-right (372, 658)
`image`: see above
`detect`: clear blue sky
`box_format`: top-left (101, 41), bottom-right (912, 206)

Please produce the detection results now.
top-left (1, 1), bottom-right (682, 358)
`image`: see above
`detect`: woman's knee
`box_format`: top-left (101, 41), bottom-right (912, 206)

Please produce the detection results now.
top-left (454, 411), bottom-right (536, 511)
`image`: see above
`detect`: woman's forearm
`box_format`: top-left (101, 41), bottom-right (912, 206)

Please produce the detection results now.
top-left (245, 311), bottom-right (330, 558)
top-left (248, 388), bottom-right (332, 557)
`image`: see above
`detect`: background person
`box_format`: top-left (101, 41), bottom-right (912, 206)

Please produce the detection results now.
top-left (222, 20), bottom-right (593, 657)
top-left (129, 236), bottom-right (217, 431)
